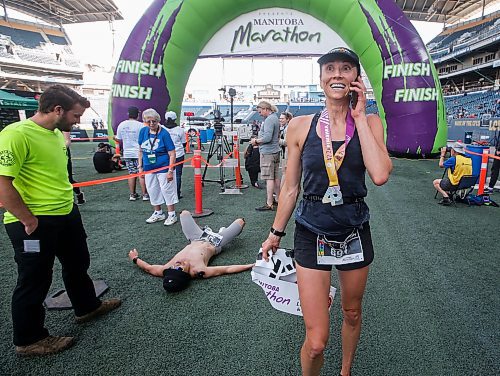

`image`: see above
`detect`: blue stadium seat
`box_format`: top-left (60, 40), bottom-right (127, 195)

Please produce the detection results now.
top-left (0, 26), bottom-right (44, 48)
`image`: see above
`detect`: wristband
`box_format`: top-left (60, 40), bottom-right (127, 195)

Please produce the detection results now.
top-left (270, 227), bottom-right (286, 237)
top-left (132, 256), bottom-right (139, 264)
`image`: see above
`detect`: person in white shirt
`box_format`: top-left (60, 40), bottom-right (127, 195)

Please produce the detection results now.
top-left (115, 106), bottom-right (148, 201)
top-left (164, 111), bottom-right (186, 198)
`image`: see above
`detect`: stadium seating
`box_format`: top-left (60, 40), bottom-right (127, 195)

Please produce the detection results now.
top-left (0, 26), bottom-right (45, 48)
top-left (428, 16), bottom-right (498, 60)
top-left (445, 90), bottom-right (500, 119)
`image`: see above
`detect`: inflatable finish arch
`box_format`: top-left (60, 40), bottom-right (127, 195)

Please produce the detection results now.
top-left (110, 0), bottom-right (446, 156)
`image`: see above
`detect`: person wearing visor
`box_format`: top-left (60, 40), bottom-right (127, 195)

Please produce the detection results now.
top-left (260, 47), bottom-right (392, 376)
top-left (128, 211), bottom-right (253, 292)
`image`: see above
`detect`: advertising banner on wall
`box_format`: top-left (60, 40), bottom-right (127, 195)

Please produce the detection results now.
top-left (200, 8), bottom-right (345, 57)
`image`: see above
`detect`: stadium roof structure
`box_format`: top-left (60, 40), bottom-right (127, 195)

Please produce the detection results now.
top-left (397, 0), bottom-right (498, 24)
top-left (2, 0), bottom-right (123, 25)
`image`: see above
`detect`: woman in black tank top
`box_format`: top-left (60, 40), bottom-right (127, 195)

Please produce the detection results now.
top-left (260, 48), bottom-right (392, 376)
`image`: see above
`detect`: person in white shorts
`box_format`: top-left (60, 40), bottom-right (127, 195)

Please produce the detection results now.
top-left (138, 108), bottom-right (178, 225)
top-left (115, 106), bottom-right (148, 201)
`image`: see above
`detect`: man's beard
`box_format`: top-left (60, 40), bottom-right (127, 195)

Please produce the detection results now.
top-left (55, 117), bottom-right (72, 131)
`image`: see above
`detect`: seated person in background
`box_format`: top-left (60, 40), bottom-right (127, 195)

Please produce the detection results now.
top-left (93, 143), bottom-right (121, 173)
top-left (433, 141), bottom-right (472, 205)
top-left (128, 210), bottom-right (254, 292)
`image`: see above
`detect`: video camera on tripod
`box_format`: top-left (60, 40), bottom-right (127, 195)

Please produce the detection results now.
top-left (212, 109), bottom-right (224, 137)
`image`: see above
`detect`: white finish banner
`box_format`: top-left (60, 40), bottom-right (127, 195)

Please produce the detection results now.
top-left (200, 8), bottom-right (345, 57)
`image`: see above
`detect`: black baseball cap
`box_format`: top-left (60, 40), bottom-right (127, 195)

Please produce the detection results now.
top-left (128, 106), bottom-right (139, 118)
top-left (162, 268), bottom-right (191, 292)
top-left (317, 47), bottom-right (361, 75)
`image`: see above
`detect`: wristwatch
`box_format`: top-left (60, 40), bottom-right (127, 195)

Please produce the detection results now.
top-left (270, 227), bottom-right (286, 237)
top-left (132, 256), bottom-right (139, 264)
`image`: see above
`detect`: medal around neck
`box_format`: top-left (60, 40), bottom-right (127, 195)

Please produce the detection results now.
top-left (322, 185), bottom-right (343, 206)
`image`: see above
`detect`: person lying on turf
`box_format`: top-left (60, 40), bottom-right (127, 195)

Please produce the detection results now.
top-left (128, 210), bottom-right (254, 292)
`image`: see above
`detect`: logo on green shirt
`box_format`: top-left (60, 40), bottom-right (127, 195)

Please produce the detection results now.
top-left (0, 150), bottom-right (15, 166)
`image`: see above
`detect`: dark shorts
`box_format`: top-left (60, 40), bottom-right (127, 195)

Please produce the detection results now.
top-left (439, 178), bottom-right (458, 191)
top-left (293, 221), bottom-right (374, 271)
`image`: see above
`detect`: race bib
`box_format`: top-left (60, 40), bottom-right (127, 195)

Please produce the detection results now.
top-left (199, 228), bottom-right (223, 247)
top-left (317, 229), bottom-right (364, 265)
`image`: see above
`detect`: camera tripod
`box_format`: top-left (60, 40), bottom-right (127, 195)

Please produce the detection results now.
top-left (202, 122), bottom-right (236, 190)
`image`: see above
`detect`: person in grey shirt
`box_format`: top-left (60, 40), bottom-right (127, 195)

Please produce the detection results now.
top-left (251, 100), bottom-right (281, 211)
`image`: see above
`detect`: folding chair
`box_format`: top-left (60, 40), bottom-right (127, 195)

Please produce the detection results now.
top-left (434, 169), bottom-right (478, 203)
top-left (448, 175), bottom-right (478, 203)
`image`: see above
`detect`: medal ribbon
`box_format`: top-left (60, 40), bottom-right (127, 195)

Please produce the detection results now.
top-left (319, 108), bottom-right (355, 187)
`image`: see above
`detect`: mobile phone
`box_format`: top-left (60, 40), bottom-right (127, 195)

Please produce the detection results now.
top-left (350, 75), bottom-right (361, 109)
top-left (350, 91), bottom-right (358, 109)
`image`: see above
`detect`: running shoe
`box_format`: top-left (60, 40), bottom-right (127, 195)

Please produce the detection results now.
top-left (164, 214), bottom-right (178, 226)
top-left (146, 212), bottom-right (166, 223)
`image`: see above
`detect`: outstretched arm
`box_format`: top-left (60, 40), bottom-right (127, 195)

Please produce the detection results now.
top-left (201, 264), bottom-right (254, 278)
top-left (128, 249), bottom-right (169, 277)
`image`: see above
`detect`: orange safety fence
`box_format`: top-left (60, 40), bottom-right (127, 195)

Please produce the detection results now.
top-left (72, 157), bottom-right (194, 188)
top-left (464, 147), bottom-right (500, 160)
top-left (71, 136), bottom-right (111, 142)
top-left (200, 151), bottom-right (235, 168)
top-left (71, 148), bottom-right (237, 188)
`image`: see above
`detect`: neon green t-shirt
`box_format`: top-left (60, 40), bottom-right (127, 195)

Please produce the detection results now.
top-left (0, 119), bottom-right (73, 224)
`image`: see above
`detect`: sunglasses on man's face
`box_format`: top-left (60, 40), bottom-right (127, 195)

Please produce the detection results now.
top-left (169, 266), bottom-right (184, 271)
top-left (145, 119), bottom-right (158, 124)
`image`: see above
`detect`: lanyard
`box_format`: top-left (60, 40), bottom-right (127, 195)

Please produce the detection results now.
top-left (148, 129), bottom-right (159, 152)
top-left (319, 108), bottom-right (355, 206)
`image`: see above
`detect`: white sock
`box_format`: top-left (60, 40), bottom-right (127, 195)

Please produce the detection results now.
top-left (155, 210), bottom-right (163, 215)
top-left (168, 211), bottom-right (176, 217)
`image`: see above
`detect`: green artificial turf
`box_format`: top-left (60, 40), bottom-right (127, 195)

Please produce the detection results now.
top-left (0, 143), bottom-right (498, 375)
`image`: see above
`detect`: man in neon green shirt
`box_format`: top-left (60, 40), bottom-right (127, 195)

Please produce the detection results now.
top-left (0, 85), bottom-right (121, 356)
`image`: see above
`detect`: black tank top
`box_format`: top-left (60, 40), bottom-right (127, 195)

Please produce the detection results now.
top-left (295, 112), bottom-right (370, 236)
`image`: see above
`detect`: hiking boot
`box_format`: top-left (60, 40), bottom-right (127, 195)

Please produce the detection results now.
top-left (255, 204), bottom-right (274, 211)
top-left (146, 212), bottom-right (166, 223)
top-left (76, 192), bottom-right (86, 205)
top-left (15, 336), bottom-right (74, 356)
top-left (142, 193), bottom-right (150, 201)
top-left (129, 193), bottom-right (140, 201)
top-left (438, 197), bottom-right (451, 206)
top-left (75, 298), bottom-right (122, 324)
top-left (164, 214), bottom-right (178, 226)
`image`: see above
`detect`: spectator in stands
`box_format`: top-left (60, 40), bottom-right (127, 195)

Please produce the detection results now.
top-left (164, 111), bottom-right (186, 199)
top-left (138, 108), bottom-right (178, 226)
top-left (433, 142), bottom-right (473, 205)
top-left (487, 136), bottom-right (500, 194)
top-left (251, 101), bottom-right (281, 211)
top-left (115, 106), bottom-right (148, 201)
top-left (0, 85), bottom-right (121, 356)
